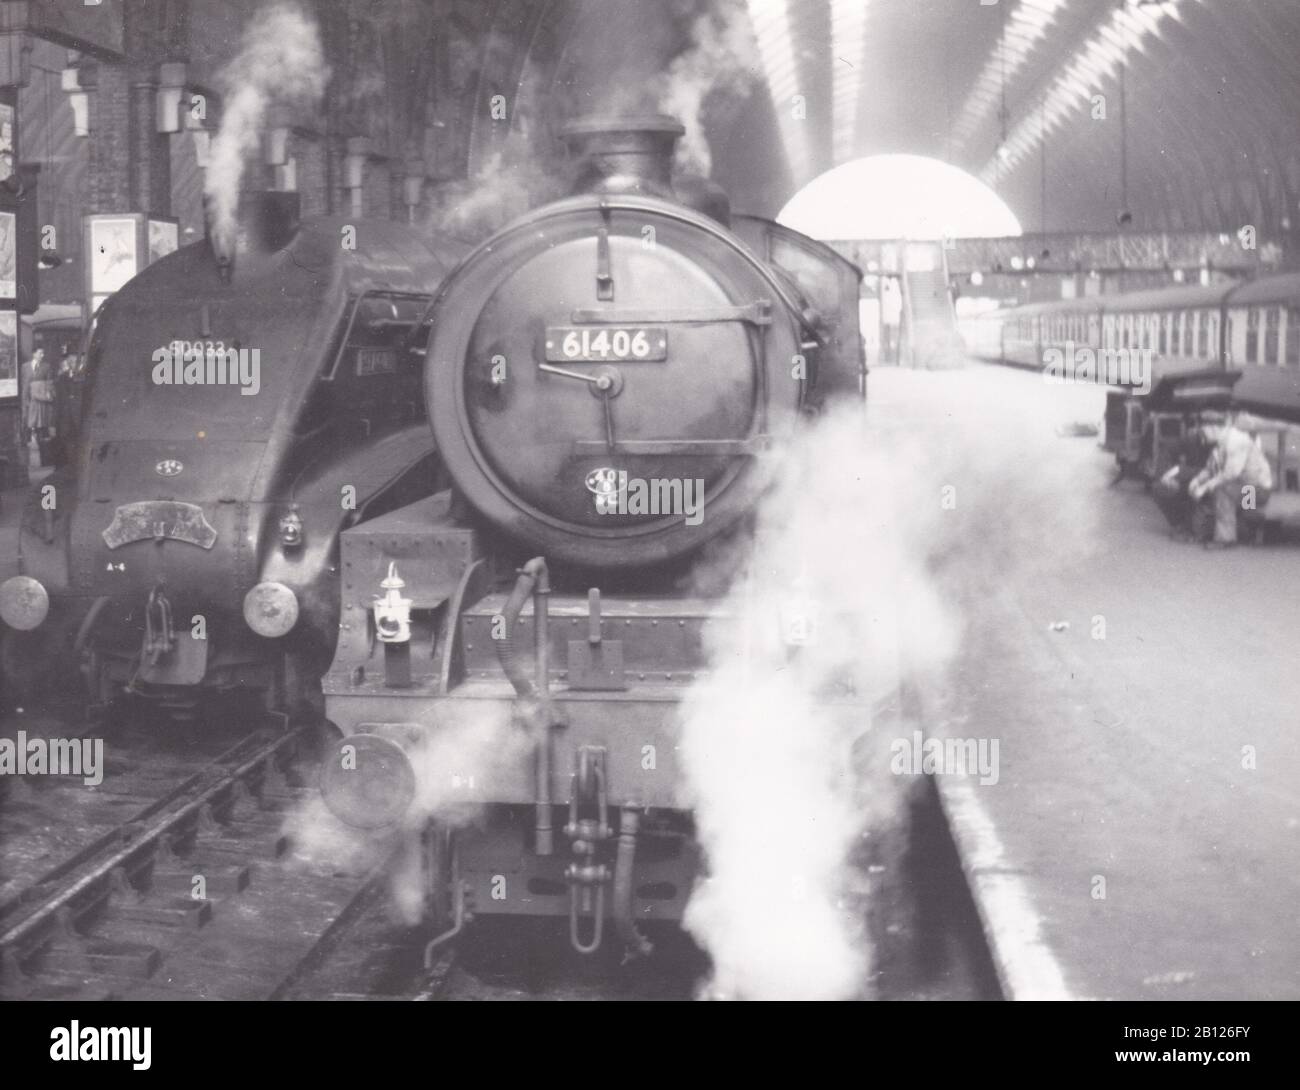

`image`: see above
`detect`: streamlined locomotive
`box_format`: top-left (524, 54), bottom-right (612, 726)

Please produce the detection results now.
top-left (318, 116), bottom-right (866, 956)
top-left (1, 196), bottom-right (466, 722)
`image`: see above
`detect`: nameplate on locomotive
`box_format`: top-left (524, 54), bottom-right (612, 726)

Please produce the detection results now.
top-left (102, 502), bottom-right (219, 551)
top-left (545, 326), bottom-right (667, 363)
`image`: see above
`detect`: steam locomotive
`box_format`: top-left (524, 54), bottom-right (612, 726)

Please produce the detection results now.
top-left (317, 116), bottom-right (866, 955)
top-left (0, 197), bottom-right (467, 722)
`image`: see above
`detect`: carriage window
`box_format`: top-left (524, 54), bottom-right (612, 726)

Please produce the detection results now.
top-left (1182, 311), bottom-right (1193, 356)
top-left (1158, 314), bottom-right (1167, 355)
top-left (1197, 311), bottom-right (1208, 358)
top-left (1265, 306), bottom-right (1280, 365)
top-left (1245, 307), bottom-right (1259, 364)
top-left (1141, 316), bottom-right (1151, 350)
top-left (1287, 308), bottom-right (1300, 367)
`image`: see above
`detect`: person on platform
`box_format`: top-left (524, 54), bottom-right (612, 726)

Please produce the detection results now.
top-left (21, 347), bottom-right (56, 465)
top-left (51, 349), bottom-right (82, 466)
top-left (1188, 411), bottom-right (1274, 549)
top-left (1153, 427), bottom-right (1212, 542)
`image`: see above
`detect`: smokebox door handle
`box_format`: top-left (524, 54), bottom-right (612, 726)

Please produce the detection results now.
top-left (595, 228), bottom-right (614, 302)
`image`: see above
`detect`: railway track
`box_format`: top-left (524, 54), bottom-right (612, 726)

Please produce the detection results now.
top-left (0, 715), bottom-right (394, 1000)
top-left (0, 700), bottom-right (998, 1001)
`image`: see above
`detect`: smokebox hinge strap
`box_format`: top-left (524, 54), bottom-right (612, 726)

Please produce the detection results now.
top-left (595, 204), bottom-right (614, 302)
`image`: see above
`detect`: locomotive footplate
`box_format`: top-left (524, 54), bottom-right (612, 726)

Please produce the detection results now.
top-left (460, 592), bottom-right (733, 684)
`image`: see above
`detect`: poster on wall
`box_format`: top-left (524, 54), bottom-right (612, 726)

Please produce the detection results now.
top-left (0, 211), bottom-right (14, 300)
top-left (0, 103), bottom-right (13, 185)
top-left (0, 310), bottom-right (17, 400)
top-left (89, 216), bottom-right (138, 295)
top-left (148, 219), bottom-right (179, 264)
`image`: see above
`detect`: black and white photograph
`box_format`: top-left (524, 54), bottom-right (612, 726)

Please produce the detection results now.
top-left (0, 0), bottom-right (1295, 1059)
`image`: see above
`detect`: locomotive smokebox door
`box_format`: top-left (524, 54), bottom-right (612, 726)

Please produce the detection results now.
top-left (567, 588), bottom-right (626, 690)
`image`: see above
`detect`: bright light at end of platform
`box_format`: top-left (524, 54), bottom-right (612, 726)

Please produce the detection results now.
top-left (777, 154), bottom-right (1022, 241)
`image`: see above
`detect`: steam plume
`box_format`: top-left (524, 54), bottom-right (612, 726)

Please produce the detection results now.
top-left (679, 364), bottom-right (1102, 999)
top-left (559, 0), bottom-right (758, 175)
top-left (204, 3), bottom-right (329, 255)
top-left (654, 0), bottom-right (759, 173)
top-left (286, 706), bottom-right (529, 927)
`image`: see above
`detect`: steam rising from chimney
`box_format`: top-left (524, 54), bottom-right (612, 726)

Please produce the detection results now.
top-left (560, 0), bottom-right (759, 177)
top-left (204, 3), bottom-right (329, 259)
top-left (655, 0), bottom-right (759, 173)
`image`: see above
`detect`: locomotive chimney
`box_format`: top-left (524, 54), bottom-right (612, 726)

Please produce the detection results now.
top-left (560, 114), bottom-right (685, 201)
top-left (205, 190), bottom-right (302, 281)
top-left (559, 114), bottom-right (731, 224)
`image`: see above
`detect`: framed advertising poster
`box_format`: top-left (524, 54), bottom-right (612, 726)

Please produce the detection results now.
top-left (0, 309), bottom-right (17, 400)
top-left (87, 215), bottom-right (139, 296)
top-left (0, 102), bottom-right (13, 185)
top-left (0, 211), bottom-right (14, 300)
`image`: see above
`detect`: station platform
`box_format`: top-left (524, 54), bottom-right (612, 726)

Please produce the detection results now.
top-left (875, 362), bottom-right (1300, 1001)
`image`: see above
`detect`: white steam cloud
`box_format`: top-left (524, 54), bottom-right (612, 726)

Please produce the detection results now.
top-left (286, 706), bottom-right (530, 926)
top-left (679, 363), bottom-right (1103, 999)
top-left (430, 150), bottom-right (564, 242)
top-left (204, 3), bottom-right (329, 255)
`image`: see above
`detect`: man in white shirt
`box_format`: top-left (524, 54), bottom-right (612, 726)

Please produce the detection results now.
top-left (1188, 411), bottom-right (1273, 548)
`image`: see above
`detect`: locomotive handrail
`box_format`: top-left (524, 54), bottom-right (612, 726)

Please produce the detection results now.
top-left (569, 302), bottom-right (772, 326)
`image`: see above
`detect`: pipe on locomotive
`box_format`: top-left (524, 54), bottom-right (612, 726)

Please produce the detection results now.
top-left (495, 558), bottom-right (556, 857)
top-left (613, 808), bottom-right (653, 958)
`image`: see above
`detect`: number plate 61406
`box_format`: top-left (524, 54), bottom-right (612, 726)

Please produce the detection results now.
top-left (544, 326), bottom-right (668, 363)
